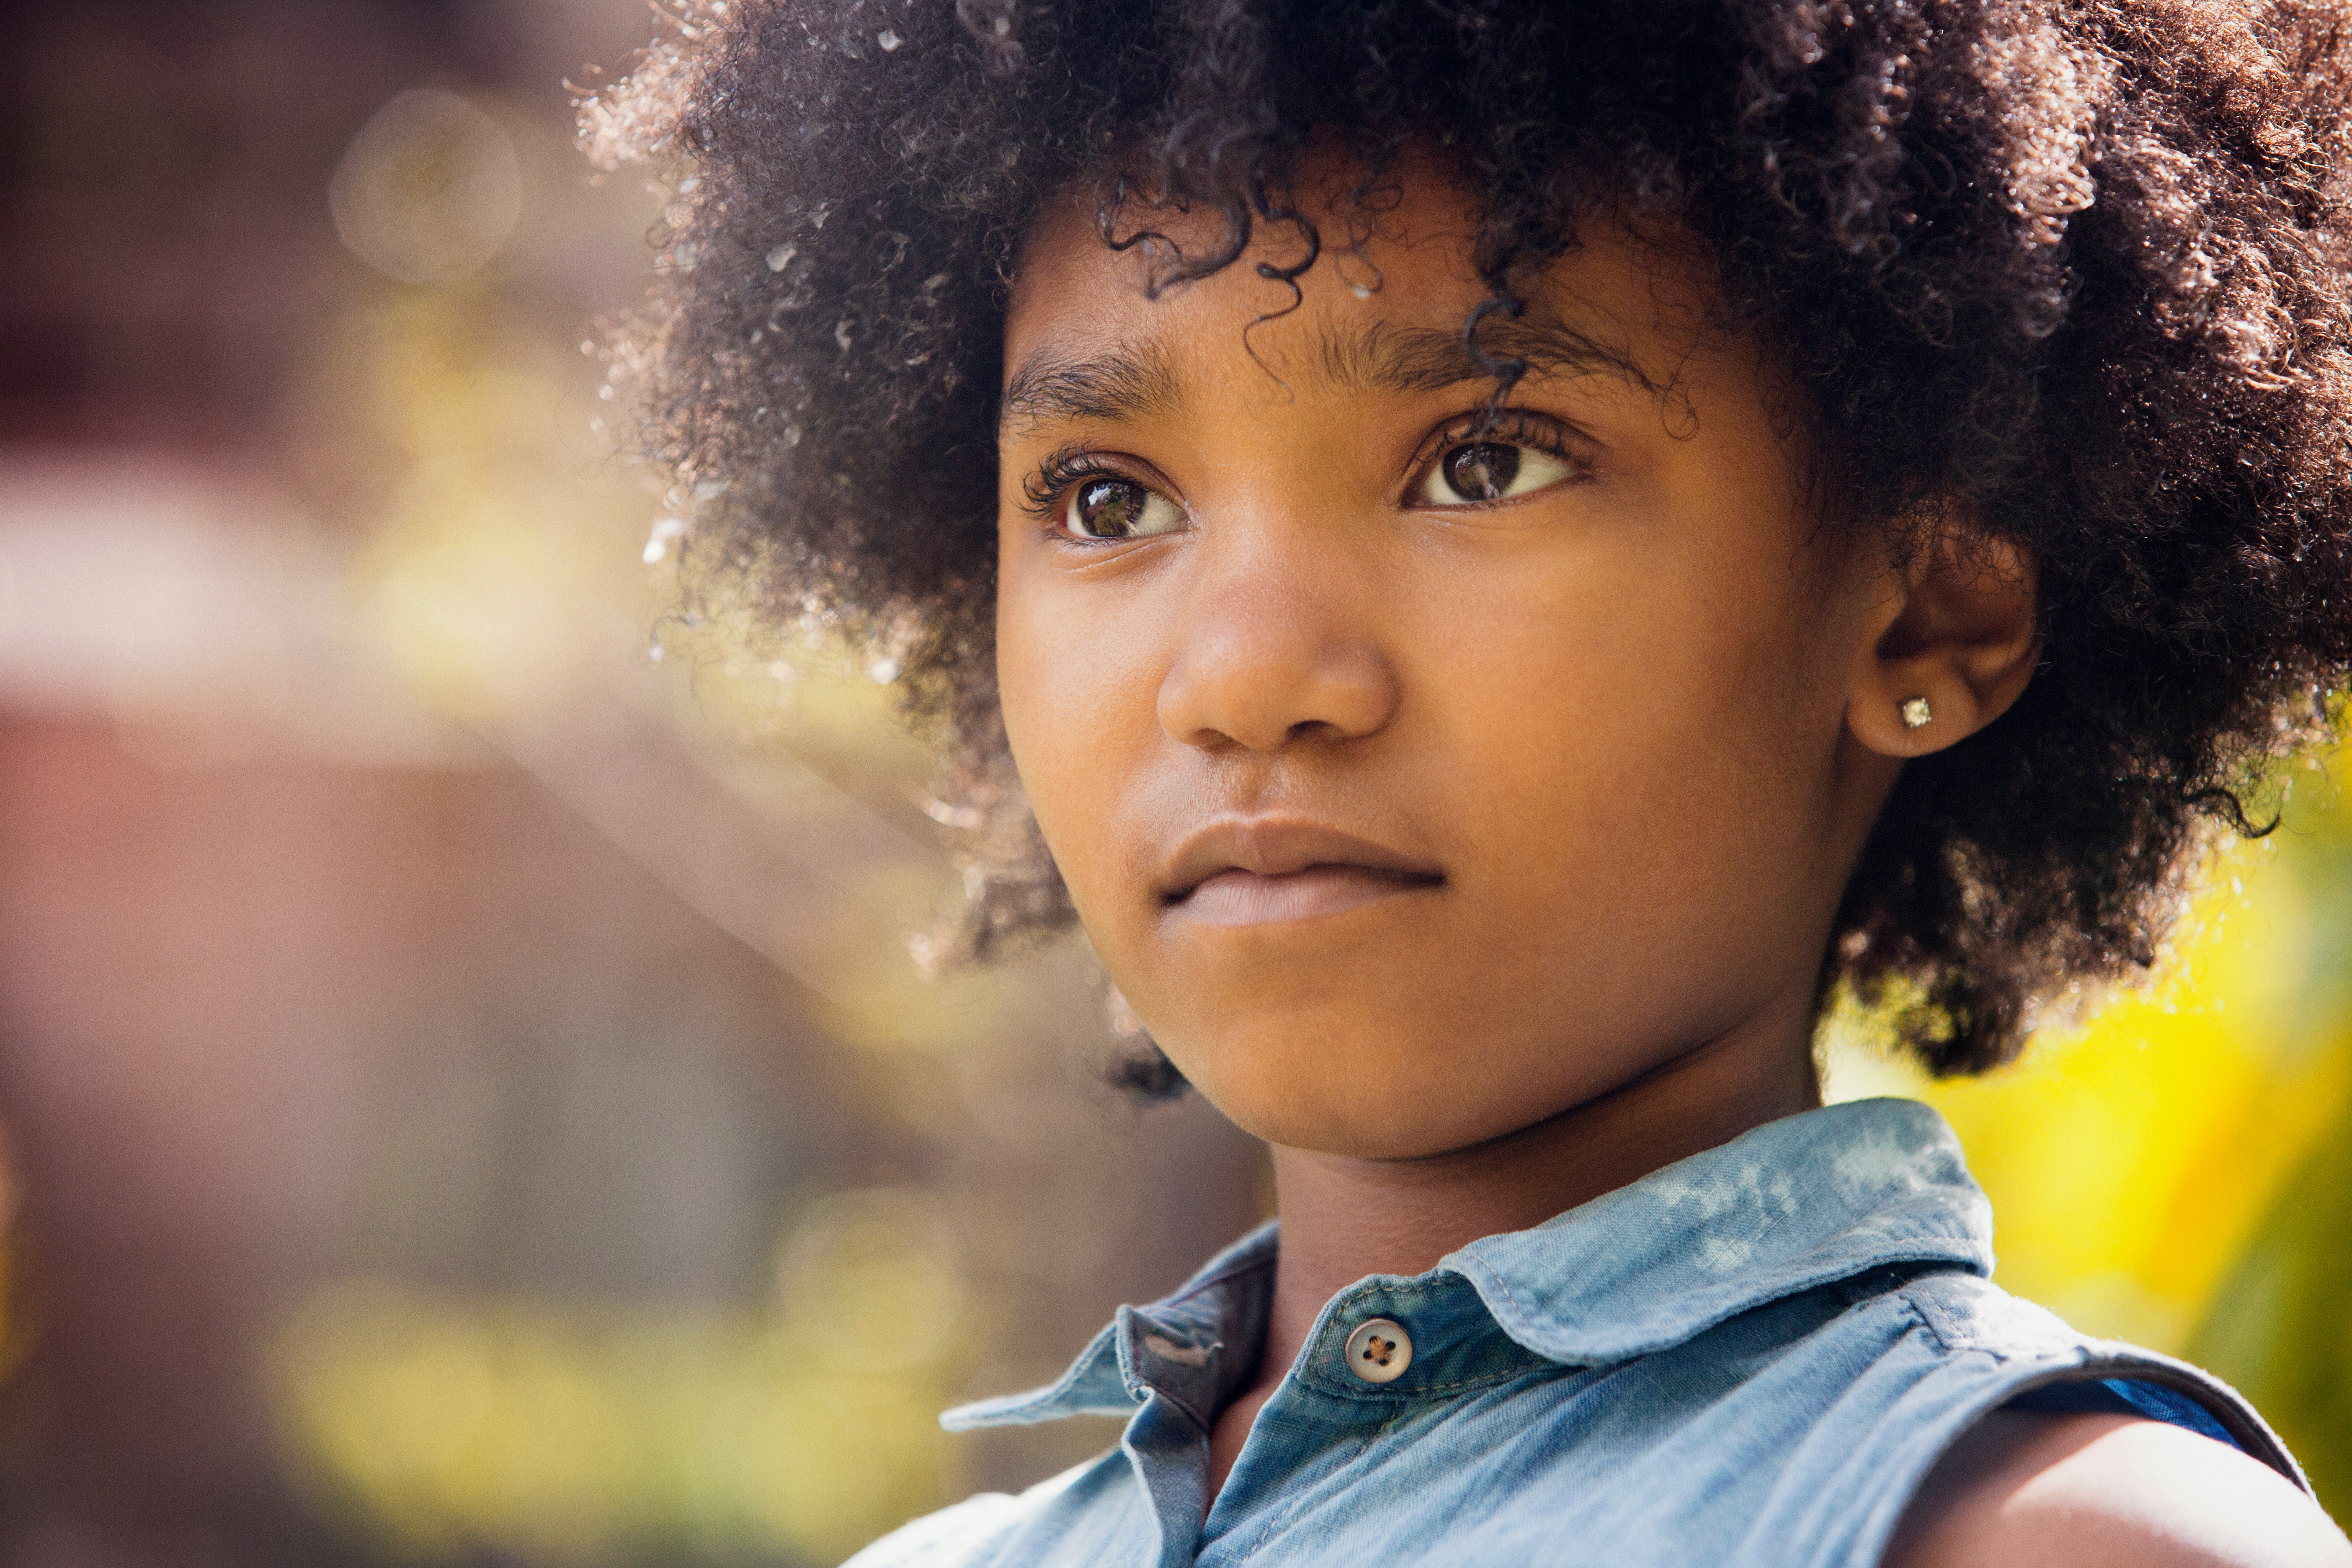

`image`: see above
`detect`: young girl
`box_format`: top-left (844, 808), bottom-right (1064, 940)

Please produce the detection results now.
top-left (589, 2), bottom-right (2352, 1562)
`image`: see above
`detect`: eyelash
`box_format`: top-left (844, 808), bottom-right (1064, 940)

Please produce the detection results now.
top-left (1404, 408), bottom-right (1588, 493)
top-left (1017, 407), bottom-right (1591, 532)
top-left (1019, 448), bottom-right (1126, 521)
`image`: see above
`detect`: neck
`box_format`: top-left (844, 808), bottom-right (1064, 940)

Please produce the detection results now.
top-left (1253, 1008), bottom-right (1823, 1399)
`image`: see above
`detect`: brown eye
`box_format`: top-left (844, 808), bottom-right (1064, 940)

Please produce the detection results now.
top-left (1444, 443), bottom-right (1519, 500)
top-left (1413, 437), bottom-right (1576, 507)
top-left (1062, 477), bottom-right (1183, 539)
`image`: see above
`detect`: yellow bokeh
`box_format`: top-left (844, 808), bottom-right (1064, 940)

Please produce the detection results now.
top-left (275, 1188), bottom-right (972, 1564)
top-left (1825, 755), bottom-right (2352, 1514)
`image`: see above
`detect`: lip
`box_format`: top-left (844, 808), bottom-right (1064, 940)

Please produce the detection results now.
top-left (1158, 819), bottom-right (1444, 927)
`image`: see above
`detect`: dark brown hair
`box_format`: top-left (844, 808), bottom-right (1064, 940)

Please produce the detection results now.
top-left (588, 0), bottom-right (2352, 1086)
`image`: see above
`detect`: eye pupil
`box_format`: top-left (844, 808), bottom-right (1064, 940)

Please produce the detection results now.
top-left (1075, 478), bottom-right (1146, 536)
top-left (1443, 442), bottom-right (1519, 500)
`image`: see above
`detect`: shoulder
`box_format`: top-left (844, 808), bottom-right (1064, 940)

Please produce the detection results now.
top-left (1883, 1410), bottom-right (2352, 1568)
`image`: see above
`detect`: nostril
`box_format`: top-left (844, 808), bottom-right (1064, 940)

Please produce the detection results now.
top-left (1158, 637), bottom-right (1402, 754)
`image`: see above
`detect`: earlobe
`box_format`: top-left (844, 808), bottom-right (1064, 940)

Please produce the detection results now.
top-left (1848, 523), bottom-right (2040, 761)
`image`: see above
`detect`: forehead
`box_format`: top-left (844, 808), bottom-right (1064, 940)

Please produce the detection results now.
top-left (1007, 160), bottom-right (1493, 348)
top-left (1000, 158), bottom-right (1719, 428)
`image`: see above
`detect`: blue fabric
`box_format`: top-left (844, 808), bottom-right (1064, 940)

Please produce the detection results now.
top-left (2006, 1376), bottom-right (2242, 1448)
top-left (848, 1099), bottom-right (2305, 1568)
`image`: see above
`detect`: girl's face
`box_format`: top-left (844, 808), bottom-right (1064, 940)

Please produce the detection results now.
top-left (994, 163), bottom-right (1912, 1160)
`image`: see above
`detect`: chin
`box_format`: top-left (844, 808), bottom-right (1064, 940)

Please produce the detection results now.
top-left (1204, 1096), bottom-right (1460, 1159)
top-left (1170, 1028), bottom-right (1511, 1160)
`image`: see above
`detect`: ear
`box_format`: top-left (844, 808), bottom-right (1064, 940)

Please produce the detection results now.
top-left (1847, 518), bottom-right (2040, 759)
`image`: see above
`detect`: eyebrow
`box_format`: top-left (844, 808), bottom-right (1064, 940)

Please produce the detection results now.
top-left (997, 314), bottom-right (1652, 436)
top-left (998, 346), bottom-right (1181, 436)
top-left (1321, 317), bottom-right (1651, 396)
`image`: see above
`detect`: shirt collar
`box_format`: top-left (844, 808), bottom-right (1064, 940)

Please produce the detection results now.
top-left (942, 1222), bottom-right (1279, 1431)
top-left (943, 1098), bottom-right (1990, 1430)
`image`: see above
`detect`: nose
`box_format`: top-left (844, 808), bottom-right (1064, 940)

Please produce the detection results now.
top-left (1155, 535), bottom-right (1402, 754)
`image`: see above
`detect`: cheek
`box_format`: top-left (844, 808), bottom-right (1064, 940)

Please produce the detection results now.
top-left (993, 549), bottom-right (1163, 912)
top-left (993, 548), bottom-right (1071, 824)
top-left (1431, 534), bottom-right (1843, 900)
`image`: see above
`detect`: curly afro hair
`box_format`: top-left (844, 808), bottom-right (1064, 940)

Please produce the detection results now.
top-left (585, 0), bottom-right (2352, 1085)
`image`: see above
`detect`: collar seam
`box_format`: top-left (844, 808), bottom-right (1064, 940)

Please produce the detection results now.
top-left (1473, 1257), bottom-right (1541, 1340)
top-left (1894, 1293), bottom-right (1950, 1356)
top-left (1147, 1383), bottom-right (1215, 1432)
top-left (1468, 1234), bottom-right (1991, 1355)
top-left (1293, 1359), bottom-right (1558, 1401)
top-left (1157, 1249), bottom-right (1277, 1316)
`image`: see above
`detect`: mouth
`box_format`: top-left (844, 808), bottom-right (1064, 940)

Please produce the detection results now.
top-left (1158, 819), bottom-right (1445, 928)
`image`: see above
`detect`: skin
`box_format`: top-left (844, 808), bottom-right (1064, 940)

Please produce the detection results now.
top-left (990, 155), bottom-right (2352, 1565)
top-left (1888, 1413), bottom-right (2352, 1568)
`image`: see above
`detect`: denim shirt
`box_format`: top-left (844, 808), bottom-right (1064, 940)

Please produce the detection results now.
top-left (849, 1099), bottom-right (2305, 1568)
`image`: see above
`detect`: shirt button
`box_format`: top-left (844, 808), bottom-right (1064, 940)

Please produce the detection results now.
top-left (1343, 1317), bottom-right (1413, 1384)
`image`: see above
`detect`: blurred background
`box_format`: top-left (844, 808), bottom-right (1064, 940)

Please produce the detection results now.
top-left (0, 0), bottom-right (2341, 1562)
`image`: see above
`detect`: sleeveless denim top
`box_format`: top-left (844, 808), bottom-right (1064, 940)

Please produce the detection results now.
top-left (847, 1099), bottom-right (2307, 1568)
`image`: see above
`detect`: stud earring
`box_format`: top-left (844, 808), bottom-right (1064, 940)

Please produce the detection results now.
top-left (1899, 696), bottom-right (1933, 730)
